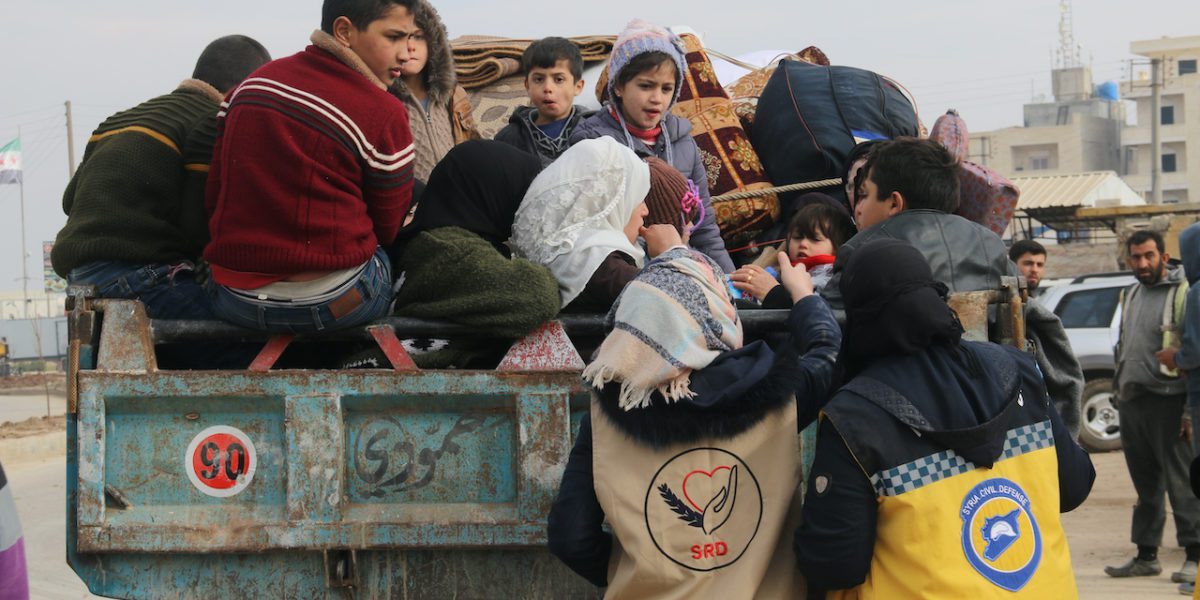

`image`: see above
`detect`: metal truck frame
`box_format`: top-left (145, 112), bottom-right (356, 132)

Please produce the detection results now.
top-left (64, 280), bottom-right (1023, 598)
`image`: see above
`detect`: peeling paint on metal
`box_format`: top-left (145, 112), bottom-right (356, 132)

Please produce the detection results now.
top-left (68, 301), bottom-right (726, 597)
top-left (497, 321), bottom-right (584, 371)
top-left (948, 290), bottom-right (991, 342)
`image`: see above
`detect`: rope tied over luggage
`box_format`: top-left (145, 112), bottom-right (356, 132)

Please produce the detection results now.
top-left (710, 178), bottom-right (842, 202)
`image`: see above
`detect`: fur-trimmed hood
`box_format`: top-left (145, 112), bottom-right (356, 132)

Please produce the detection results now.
top-left (177, 78), bottom-right (224, 103)
top-left (388, 0), bottom-right (457, 105)
top-left (310, 30), bottom-right (388, 90)
top-left (596, 340), bottom-right (800, 448)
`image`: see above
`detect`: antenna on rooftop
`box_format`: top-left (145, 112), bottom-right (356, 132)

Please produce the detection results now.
top-left (1055, 0), bottom-right (1082, 69)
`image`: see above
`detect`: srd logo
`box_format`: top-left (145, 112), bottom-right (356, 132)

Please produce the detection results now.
top-left (960, 477), bottom-right (1043, 591)
top-left (644, 448), bottom-right (763, 572)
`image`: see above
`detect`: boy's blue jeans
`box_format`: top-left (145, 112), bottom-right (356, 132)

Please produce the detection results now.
top-left (68, 260), bottom-right (213, 319)
top-left (68, 260), bottom-right (258, 369)
top-left (206, 248), bottom-right (393, 334)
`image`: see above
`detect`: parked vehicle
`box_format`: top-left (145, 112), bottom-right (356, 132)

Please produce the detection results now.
top-left (1036, 272), bottom-right (1137, 452)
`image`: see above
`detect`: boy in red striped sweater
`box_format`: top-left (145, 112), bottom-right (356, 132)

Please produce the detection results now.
top-left (204, 0), bottom-right (417, 332)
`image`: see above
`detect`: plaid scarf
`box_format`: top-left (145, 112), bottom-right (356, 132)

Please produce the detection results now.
top-left (583, 247), bottom-right (743, 410)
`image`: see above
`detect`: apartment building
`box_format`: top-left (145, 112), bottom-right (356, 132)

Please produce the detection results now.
top-left (1121, 35), bottom-right (1200, 204)
top-left (968, 65), bottom-right (1125, 177)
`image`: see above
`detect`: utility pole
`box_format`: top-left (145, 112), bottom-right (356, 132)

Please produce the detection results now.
top-left (65, 100), bottom-right (76, 176)
top-left (1150, 58), bottom-right (1163, 204)
top-left (16, 126), bottom-right (29, 319)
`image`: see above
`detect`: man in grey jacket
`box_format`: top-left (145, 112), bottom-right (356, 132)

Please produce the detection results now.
top-left (1105, 229), bottom-right (1200, 584)
top-left (821, 138), bottom-right (1083, 434)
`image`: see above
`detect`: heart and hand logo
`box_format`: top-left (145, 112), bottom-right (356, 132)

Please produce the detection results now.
top-left (664, 465), bottom-right (739, 534)
top-left (645, 448), bottom-right (762, 572)
top-left (657, 465), bottom-right (739, 535)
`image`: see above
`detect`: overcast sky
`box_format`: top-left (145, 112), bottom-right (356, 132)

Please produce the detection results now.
top-left (0, 0), bottom-right (1196, 294)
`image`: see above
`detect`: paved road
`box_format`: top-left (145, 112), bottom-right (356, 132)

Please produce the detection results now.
top-left (3, 449), bottom-right (1193, 598)
top-left (6, 457), bottom-right (99, 599)
top-left (0, 389), bottom-right (67, 426)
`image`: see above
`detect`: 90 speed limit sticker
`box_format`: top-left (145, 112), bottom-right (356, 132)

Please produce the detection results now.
top-left (185, 426), bottom-right (257, 498)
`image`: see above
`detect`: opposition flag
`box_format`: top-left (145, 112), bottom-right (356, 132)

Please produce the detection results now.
top-left (0, 138), bottom-right (20, 184)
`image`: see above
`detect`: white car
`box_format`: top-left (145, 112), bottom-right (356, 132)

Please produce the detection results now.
top-left (1036, 272), bottom-right (1137, 452)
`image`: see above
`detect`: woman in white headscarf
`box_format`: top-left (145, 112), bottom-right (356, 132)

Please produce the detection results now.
top-left (512, 137), bottom-right (650, 312)
top-left (513, 137), bottom-right (705, 313)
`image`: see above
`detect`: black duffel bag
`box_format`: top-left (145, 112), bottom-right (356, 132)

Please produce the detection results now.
top-left (751, 60), bottom-right (919, 211)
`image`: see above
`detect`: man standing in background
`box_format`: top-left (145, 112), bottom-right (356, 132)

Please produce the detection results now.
top-left (1105, 230), bottom-right (1200, 590)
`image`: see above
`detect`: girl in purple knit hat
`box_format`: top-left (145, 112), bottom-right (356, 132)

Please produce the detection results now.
top-left (570, 19), bottom-right (735, 274)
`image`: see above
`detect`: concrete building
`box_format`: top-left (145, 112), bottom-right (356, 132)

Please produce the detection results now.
top-left (969, 65), bottom-right (1125, 178)
top-left (1121, 35), bottom-right (1200, 204)
top-left (0, 291), bottom-right (66, 321)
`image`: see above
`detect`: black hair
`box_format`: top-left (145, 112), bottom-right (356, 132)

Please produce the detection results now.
top-left (787, 203), bottom-right (856, 252)
top-left (522, 37), bottom-right (584, 81)
top-left (1127, 229), bottom-right (1165, 254)
top-left (844, 140), bottom-right (883, 209)
top-left (1008, 239), bottom-right (1046, 262)
top-left (843, 140), bottom-right (882, 192)
top-left (191, 35), bottom-right (272, 93)
top-left (614, 51), bottom-right (677, 91)
top-left (321, 0), bottom-right (415, 34)
top-left (863, 137), bottom-right (960, 213)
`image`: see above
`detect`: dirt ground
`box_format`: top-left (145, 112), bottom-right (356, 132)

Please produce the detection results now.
top-left (1067, 450), bottom-right (1196, 598)
top-left (0, 413), bottom-right (66, 439)
top-left (0, 373), bottom-right (64, 391)
top-left (0, 376), bottom-right (68, 437)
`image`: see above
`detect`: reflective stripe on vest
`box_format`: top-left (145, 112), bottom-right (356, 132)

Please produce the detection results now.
top-left (1120, 279), bottom-right (1188, 377)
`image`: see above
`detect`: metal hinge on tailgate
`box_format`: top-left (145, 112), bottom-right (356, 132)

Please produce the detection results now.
top-left (325, 549), bottom-right (359, 595)
top-left (65, 284), bottom-right (98, 414)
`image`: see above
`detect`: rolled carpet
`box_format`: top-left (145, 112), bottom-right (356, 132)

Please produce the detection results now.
top-left (451, 35), bottom-right (616, 90)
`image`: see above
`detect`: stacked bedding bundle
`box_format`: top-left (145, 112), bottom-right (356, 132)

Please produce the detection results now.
top-left (450, 35), bottom-right (615, 138)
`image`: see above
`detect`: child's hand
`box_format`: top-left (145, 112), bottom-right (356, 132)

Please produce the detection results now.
top-left (775, 252), bottom-right (814, 303)
top-left (731, 264), bottom-right (781, 300)
top-left (641, 224), bottom-right (683, 258)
